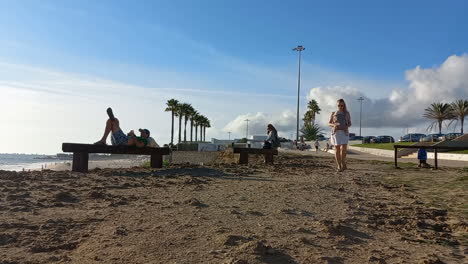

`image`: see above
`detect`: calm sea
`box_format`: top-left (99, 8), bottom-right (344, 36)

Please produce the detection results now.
top-left (0, 154), bottom-right (61, 171)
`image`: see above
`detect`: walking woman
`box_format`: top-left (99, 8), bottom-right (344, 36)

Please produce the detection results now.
top-left (328, 99), bottom-right (352, 171)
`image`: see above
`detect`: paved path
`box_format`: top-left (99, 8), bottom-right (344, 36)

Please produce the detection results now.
top-left (282, 148), bottom-right (468, 168)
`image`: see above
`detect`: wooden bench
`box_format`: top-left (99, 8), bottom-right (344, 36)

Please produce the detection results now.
top-left (62, 143), bottom-right (171, 172)
top-left (233, 148), bottom-right (278, 164)
top-left (394, 144), bottom-right (468, 170)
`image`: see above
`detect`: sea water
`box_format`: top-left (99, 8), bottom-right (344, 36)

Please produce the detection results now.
top-left (0, 154), bottom-right (61, 171)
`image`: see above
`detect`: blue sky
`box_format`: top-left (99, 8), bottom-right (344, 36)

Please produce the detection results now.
top-left (1, 0), bottom-right (467, 154)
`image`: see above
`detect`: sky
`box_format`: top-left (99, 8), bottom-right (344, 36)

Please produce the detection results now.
top-left (0, 0), bottom-right (467, 154)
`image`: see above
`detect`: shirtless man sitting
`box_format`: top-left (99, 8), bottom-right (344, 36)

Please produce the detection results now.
top-left (94, 108), bottom-right (159, 148)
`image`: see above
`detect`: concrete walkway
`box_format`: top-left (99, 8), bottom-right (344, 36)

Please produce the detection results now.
top-left (281, 148), bottom-right (468, 168)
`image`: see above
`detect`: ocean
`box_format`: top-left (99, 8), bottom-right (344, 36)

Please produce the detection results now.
top-left (0, 154), bottom-right (63, 171)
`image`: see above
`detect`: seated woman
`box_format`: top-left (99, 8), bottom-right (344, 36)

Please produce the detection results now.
top-left (263, 124), bottom-right (279, 149)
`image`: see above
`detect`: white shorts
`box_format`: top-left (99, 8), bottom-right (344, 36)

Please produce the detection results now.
top-left (331, 130), bottom-right (349, 146)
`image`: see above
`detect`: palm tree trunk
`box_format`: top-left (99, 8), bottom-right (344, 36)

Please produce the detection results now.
top-left (171, 112), bottom-right (174, 145)
top-left (199, 125), bottom-right (202, 142)
top-left (190, 120), bottom-right (193, 142)
top-left (204, 127), bottom-right (206, 141)
top-left (178, 115), bottom-right (182, 143)
top-left (184, 116), bottom-right (188, 142)
top-left (461, 118), bottom-right (464, 134)
top-left (201, 126), bottom-right (204, 142)
top-left (195, 125), bottom-right (198, 142)
top-left (438, 120), bottom-right (442, 134)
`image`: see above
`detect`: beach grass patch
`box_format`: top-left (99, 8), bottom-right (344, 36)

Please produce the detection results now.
top-left (141, 161), bottom-right (151, 168)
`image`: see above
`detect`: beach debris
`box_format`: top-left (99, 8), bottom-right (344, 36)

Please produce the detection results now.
top-left (87, 191), bottom-right (107, 200)
top-left (114, 226), bottom-right (128, 236)
top-left (184, 198), bottom-right (206, 207)
top-left (54, 192), bottom-right (78, 203)
top-left (218, 234), bottom-right (251, 246)
top-left (0, 233), bottom-right (18, 246)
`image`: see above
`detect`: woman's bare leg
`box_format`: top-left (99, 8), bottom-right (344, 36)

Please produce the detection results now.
top-left (341, 144), bottom-right (348, 170)
top-left (97, 118), bottom-right (121, 143)
top-left (335, 145), bottom-right (342, 171)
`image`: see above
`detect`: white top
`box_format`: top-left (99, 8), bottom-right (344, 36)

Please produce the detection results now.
top-left (147, 137), bottom-right (159, 148)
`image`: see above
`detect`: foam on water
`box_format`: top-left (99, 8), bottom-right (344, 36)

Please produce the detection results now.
top-left (0, 154), bottom-right (62, 171)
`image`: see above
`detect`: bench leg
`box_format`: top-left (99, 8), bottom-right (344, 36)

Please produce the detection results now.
top-left (264, 153), bottom-right (274, 164)
top-left (239, 152), bottom-right (248, 164)
top-left (72, 152), bottom-right (88, 172)
top-left (151, 154), bottom-right (163, 168)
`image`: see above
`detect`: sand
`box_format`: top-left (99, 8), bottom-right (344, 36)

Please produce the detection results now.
top-left (0, 151), bottom-right (466, 263)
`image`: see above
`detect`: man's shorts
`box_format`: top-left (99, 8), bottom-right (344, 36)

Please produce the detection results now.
top-left (111, 129), bottom-right (128, 145)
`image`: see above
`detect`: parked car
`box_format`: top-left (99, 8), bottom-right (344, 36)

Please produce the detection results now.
top-left (316, 135), bottom-right (329, 141)
top-left (362, 136), bottom-right (376, 144)
top-left (420, 133), bottom-right (445, 142)
top-left (439, 132), bottom-right (463, 141)
top-left (398, 133), bottom-right (426, 142)
top-left (371, 136), bottom-right (395, 143)
top-left (349, 136), bottom-right (364, 141)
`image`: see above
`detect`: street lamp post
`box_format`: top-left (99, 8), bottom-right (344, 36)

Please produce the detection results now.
top-left (228, 132), bottom-right (231, 140)
top-left (293, 45), bottom-right (305, 141)
top-left (244, 119), bottom-right (250, 139)
top-left (357, 97), bottom-right (364, 137)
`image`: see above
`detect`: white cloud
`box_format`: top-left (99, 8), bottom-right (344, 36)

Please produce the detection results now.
top-left (223, 111), bottom-right (297, 139)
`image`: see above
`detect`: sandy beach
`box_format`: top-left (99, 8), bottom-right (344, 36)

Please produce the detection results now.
top-left (1, 151), bottom-right (466, 264)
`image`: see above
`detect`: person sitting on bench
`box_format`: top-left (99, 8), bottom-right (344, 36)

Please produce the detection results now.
top-left (94, 108), bottom-right (159, 148)
top-left (263, 124), bottom-right (279, 149)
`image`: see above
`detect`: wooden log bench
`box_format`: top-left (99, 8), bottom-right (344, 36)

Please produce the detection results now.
top-left (62, 143), bottom-right (171, 172)
top-left (394, 144), bottom-right (468, 170)
top-left (233, 148), bottom-right (278, 164)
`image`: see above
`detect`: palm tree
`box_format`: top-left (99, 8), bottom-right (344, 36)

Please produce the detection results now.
top-left (165, 99), bottom-right (179, 145)
top-left (300, 123), bottom-right (323, 141)
top-left (193, 113), bottom-right (201, 142)
top-left (423, 102), bottom-right (455, 134)
top-left (177, 103), bottom-right (192, 142)
top-left (183, 104), bottom-right (195, 142)
top-left (203, 118), bottom-right (211, 141)
top-left (190, 110), bottom-right (199, 142)
top-left (451, 99), bottom-right (468, 134)
top-left (197, 115), bottom-right (206, 142)
top-left (307, 99), bottom-right (321, 125)
top-left (303, 110), bottom-right (314, 126)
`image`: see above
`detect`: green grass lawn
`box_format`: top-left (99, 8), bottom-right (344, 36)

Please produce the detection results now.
top-left (351, 142), bottom-right (414, 150)
top-left (448, 150), bottom-right (468, 154)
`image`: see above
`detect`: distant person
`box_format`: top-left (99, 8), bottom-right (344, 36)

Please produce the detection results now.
top-left (417, 148), bottom-right (430, 168)
top-left (263, 124), bottom-right (279, 149)
top-left (314, 140), bottom-right (320, 152)
top-left (329, 99), bottom-right (352, 172)
top-left (324, 142), bottom-right (330, 152)
top-left (94, 108), bottom-right (159, 148)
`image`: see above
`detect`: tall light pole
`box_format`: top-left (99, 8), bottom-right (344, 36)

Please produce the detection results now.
top-left (228, 132), bottom-right (231, 140)
top-left (244, 119), bottom-right (250, 139)
top-left (293, 45), bottom-right (305, 141)
top-left (357, 97), bottom-right (364, 137)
